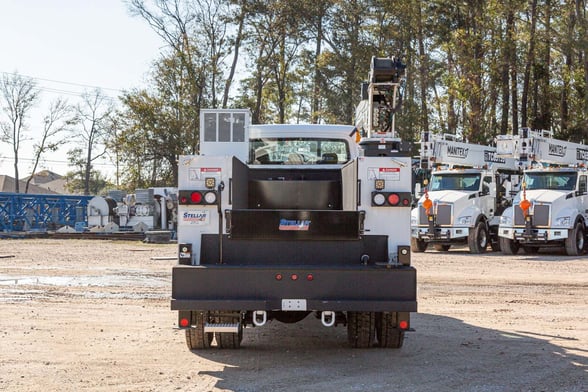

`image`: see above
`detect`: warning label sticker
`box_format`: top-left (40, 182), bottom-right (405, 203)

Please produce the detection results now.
top-left (188, 167), bottom-right (221, 181)
top-left (368, 167), bottom-right (400, 181)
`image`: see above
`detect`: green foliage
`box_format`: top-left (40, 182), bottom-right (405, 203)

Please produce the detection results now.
top-left (115, 0), bottom-right (587, 189)
top-left (64, 169), bottom-right (112, 196)
top-left (64, 148), bottom-right (113, 195)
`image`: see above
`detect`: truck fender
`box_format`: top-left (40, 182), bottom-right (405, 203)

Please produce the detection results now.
top-left (553, 207), bottom-right (584, 229)
top-left (498, 206), bottom-right (515, 226)
top-left (458, 204), bottom-right (484, 228)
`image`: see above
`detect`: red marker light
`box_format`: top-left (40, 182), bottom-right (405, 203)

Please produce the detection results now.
top-left (291, 274), bottom-right (298, 281)
top-left (399, 320), bottom-right (409, 330)
top-left (180, 196), bottom-right (188, 204)
top-left (190, 192), bottom-right (202, 203)
top-left (179, 318), bottom-right (190, 328)
top-left (388, 193), bottom-right (400, 205)
top-left (306, 274), bottom-right (314, 281)
top-left (275, 273), bottom-right (283, 281)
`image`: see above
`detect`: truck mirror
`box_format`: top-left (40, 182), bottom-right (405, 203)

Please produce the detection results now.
top-left (504, 181), bottom-right (512, 196)
top-left (489, 183), bottom-right (496, 195)
top-left (579, 177), bottom-right (587, 194)
top-left (414, 183), bottom-right (421, 197)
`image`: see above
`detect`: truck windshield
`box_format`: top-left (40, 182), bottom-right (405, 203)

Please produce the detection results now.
top-left (524, 172), bottom-right (577, 191)
top-left (429, 173), bottom-right (481, 191)
top-left (249, 138), bottom-right (350, 165)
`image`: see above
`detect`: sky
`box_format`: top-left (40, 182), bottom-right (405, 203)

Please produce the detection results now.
top-left (0, 0), bottom-right (165, 178)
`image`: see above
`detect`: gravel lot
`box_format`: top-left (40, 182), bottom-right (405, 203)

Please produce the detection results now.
top-left (0, 239), bottom-right (586, 391)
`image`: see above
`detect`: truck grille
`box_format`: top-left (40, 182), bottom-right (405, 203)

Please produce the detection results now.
top-left (514, 204), bottom-right (550, 227)
top-left (418, 203), bottom-right (452, 225)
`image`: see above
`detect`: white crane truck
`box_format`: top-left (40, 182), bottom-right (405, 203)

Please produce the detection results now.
top-left (496, 128), bottom-right (588, 255)
top-left (171, 57), bottom-right (417, 349)
top-left (410, 133), bottom-right (521, 253)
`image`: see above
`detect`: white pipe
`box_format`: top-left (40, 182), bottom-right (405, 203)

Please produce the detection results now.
top-left (160, 197), bottom-right (167, 229)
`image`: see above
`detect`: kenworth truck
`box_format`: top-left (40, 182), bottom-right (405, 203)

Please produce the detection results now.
top-left (411, 132), bottom-right (521, 253)
top-left (171, 57), bottom-right (416, 349)
top-left (497, 128), bottom-right (588, 255)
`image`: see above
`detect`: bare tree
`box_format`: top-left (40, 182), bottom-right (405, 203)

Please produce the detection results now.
top-left (0, 72), bottom-right (40, 193)
top-left (25, 98), bottom-right (76, 193)
top-left (71, 89), bottom-right (114, 195)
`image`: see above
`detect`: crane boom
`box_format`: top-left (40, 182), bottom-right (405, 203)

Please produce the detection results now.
top-left (421, 132), bottom-right (518, 171)
top-left (496, 128), bottom-right (588, 167)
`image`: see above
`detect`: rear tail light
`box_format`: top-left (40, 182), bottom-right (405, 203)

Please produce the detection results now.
top-left (178, 190), bottom-right (218, 205)
top-left (191, 192), bottom-right (203, 203)
top-left (371, 192), bottom-right (412, 207)
top-left (398, 312), bottom-right (410, 330)
top-left (178, 311), bottom-right (191, 329)
top-left (387, 193), bottom-right (400, 205)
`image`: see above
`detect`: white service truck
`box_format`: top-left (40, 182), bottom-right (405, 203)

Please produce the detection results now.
top-left (497, 128), bottom-right (588, 255)
top-left (411, 133), bottom-right (521, 253)
top-left (171, 57), bottom-right (417, 349)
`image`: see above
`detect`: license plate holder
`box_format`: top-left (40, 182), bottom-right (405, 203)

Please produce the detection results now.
top-left (281, 299), bottom-right (307, 311)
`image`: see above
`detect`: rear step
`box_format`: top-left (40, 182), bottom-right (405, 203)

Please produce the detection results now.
top-left (204, 323), bottom-right (240, 333)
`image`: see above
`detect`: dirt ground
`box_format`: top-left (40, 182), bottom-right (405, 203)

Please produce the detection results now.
top-left (0, 239), bottom-right (586, 392)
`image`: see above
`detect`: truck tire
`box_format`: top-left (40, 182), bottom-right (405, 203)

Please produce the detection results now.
top-left (565, 222), bottom-right (586, 256)
top-left (468, 220), bottom-right (488, 254)
top-left (433, 244), bottom-right (450, 252)
top-left (185, 311), bottom-right (213, 350)
top-left (375, 312), bottom-right (404, 349)
top-left (499, 237), bottom-right (519, 255)
top-left (347, 311), bottom-right (375, 348)
top-left (215, 312), bottom-right (243, 349)
top-left (411, 237), bottom-right (428, 253)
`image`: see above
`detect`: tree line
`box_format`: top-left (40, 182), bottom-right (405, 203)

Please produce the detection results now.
top-left (1, 0), bottom-right (586, 193)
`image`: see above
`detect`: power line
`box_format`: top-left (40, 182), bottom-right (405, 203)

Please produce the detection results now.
top-left (0, 70), bottom-right (125, 94)
top-left (0, 155), bottom-right (117, 168)
top-left (37, 86), bottom-right (119, 102)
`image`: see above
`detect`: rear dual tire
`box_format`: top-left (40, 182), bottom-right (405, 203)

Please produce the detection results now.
top-left (185, 311), bottom-right (243, 350)
top-left (347, 312), bottom-right (405, 349)
top-left (185, 311), bottom-right (213, 350)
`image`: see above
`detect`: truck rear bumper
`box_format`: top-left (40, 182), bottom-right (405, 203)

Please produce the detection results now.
top-left (171, 265), bottom-right (417, 312)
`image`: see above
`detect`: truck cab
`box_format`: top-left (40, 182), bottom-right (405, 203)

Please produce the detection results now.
top-left (499, 167), bottom-right (588, 255)
top-left (411, 167), bottom-right (510, 252)
top-left (410, 132), bottom-right (520, 253)
top-left (496, 128), bottom-right (588, 256)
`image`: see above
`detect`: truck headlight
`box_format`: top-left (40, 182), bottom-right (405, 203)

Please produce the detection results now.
top-left (457, 216), bottom-right (471, 225)
top-left (500, 215), bottom-right (512, 225)
top-left (555, 216), bottom-right (571, 226)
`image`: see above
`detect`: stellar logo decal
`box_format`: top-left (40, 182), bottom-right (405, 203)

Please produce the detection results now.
top-left (279, 219), bottom-right (310, 231)
top-left (182, 210), bottom-right (209, 225)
